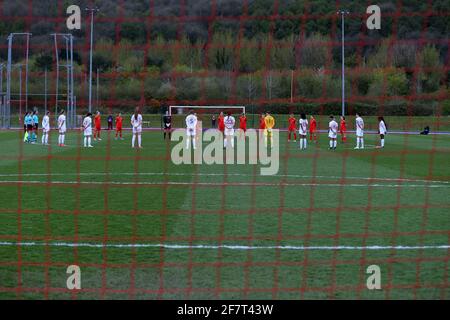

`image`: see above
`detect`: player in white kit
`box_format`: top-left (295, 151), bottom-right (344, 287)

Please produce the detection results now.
top-left (185, 110), bottom-right (198, 150)
top-left (378, 116), bottom-right (387, 148)
top-left (298, 113), bottom-right (308, 150)
top-left (57, 110), bottom-right (66, 147)
top-left (131, 108), bottom-right (143, 148)
top-left (355, 113), bottom-right (364, 149)
top-left (223, 112), bottom-right (235, 148)
top-left (328, 115), bottom-right (338, 150)
top-left (82, 112), bottom-right (93, 148)
top-left (41, 111), bottom-right (50, 145)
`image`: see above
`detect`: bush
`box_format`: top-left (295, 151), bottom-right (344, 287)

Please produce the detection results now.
top-left (352, 72), bottom-right (372, 95)
top-left (123, 54), bottom-right (144, 73)
top-left (236, 73), bottom-right (262, 101)
top-left (296, 70), bottom-right (323, 98)
top-left (175, 77), bottom-right (200, 101)
top-left (156, 81), bottom-right (175, 100)
top-left (297, 33), bottom-right (330, 69)
top-left (116, 78), bottom-right (142, 100)
top-left (34, 53), bottom-right (53, 72)
top-left (120, 23), bottom-right (146, 44)
top-left (368, 69), bottom-right (409, 97)
top-left (418, 45), bottom-right (442, 93)
top-left (144, 76), bottom-right (162, 100)
top-left (92, 54), bottom-right (114, 72)
top-left (387, 69), bottom-right (409, 96)
top-left (441, 99), bottom-right (450, 116)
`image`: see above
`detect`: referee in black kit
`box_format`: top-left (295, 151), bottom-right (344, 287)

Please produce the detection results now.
top-left (163, 111), bottom-right (172, 140)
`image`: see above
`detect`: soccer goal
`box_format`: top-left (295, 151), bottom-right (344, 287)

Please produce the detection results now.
top-left (168, 105), bottom-right (246, 128)
top-left (169, 105), bottom-right (246, 116)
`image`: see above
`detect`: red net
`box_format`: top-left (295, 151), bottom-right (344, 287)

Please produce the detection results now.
top-left (0, 0), bottom-right (448, 300)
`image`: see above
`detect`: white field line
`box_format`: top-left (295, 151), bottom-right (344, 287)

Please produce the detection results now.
top-left (0, 180), bottom-right (449, 188)
top-left (0, 172), bottom-right (448, 185)
top-left (343, 144), bottom-right (378, 150)
top-left (0, 241), bottom-right (448, 251)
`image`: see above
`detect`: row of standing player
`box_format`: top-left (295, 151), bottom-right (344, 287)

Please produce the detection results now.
top-left (28, 109), bottom-right (142, 148)
top-left (287, 113), bottom-right (387, 150)
top-left (213, 112), bottom-right (386, 151)
top-left (23, 110), bottom-right (39, 143)
top-left (85, 111), bottom-right (125, 141)
top-left (163, 111), bottom-right (387, 150)
top-left (24, 109), bottom-right (77, 146)
top-left (177, 111), bottom-right (277, 150)
top-left (35, 110), bottom-right (388, 150)
top-left (80, 109), bottom-right (142, 148)
top-left (162, 111), bottom-right (254, 142)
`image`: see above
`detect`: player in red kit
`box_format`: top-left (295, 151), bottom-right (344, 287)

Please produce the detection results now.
top-left (115, 113), bottom-right (123, 140)
top-left (239, 113), bottom-right (247, 138)
top-left (309, 115), bottom-right (317, 142)
top-left (288, 114), bottom-right (297, 142)
top-left (218, 112), bottom-right (225, 134)
top-left (259, 113), bottom-right (266, 139)
top-left (340, 116), bottom-right (347, 142)
top-left (94, 111), bottom-right (102, 141)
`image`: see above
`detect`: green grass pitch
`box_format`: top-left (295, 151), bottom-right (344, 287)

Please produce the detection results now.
top-left (0, 127), bottom-right (448, 299)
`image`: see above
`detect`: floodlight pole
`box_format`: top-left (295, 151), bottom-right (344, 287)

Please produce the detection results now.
top-left (52, 33), bottom-right (74, 127)
top-left (70, 35), bottom-right (74, 128)
top-left (53, 34), bottom-right (59, 117)
top-left (44, 68), bottom-right (47, 114)
top-left (25, 35), bottom-right (30, 111)
top-left (290, 69), bottom-right (294, 104)
top-left (86, 7), bottom-right (99, 113)
top-left (96, 68), bottom-right (99, 109)
top-left (0, 63), bottom-right (4, 95)
top-left (0, 64), bottom-right (3, 128)
top-left (18, 64), bottom-right (22, 117)
top-left (338, 10), bottom-right (349, 117)
top-left (6, 35), bottom-right (12, 128)
top-left (6, 33), bottom-right (31, 128)
top-left (65, 36), bottom-right (70, 116)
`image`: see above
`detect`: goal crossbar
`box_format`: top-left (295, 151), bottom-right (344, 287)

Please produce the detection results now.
top-left (169, 105), bottom-right (245, 116)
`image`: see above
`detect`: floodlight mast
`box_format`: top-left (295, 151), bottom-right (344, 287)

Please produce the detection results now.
top-left (52, 33), bottom-right (75, 127)
top-left (18, 64), bottom-right (22, 116)
top-left (337, 10), bottom-right (349, 117)
top-left (65, 36), bottom-right (70, 116)
top-left (53, 34), bottom-right (59, 116)
top-left (6, 32), bottom-right (31, 128)
top-left (0, 63), bottom-right (3, 128)
top-left (0, 63), bottom-right (4, 95)
top-left (44, 68), bottom-right (47, 114)
top-left (86, 7), bottom-right (100, 113)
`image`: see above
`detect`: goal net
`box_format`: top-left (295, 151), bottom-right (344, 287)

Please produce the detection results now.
top-left (167, 105), bottom-right (246, 128)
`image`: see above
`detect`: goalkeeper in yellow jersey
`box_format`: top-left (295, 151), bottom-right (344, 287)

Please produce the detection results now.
top-left (263, 112), bottom-right (275, 147)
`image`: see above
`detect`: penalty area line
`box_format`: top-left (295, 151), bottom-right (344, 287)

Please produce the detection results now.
top-left (0, 180), bottom-right (449, 188)
top-left (0, 241), bottom-right (448, 251)
top-left (0, 172), bottom-right (448, 185)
